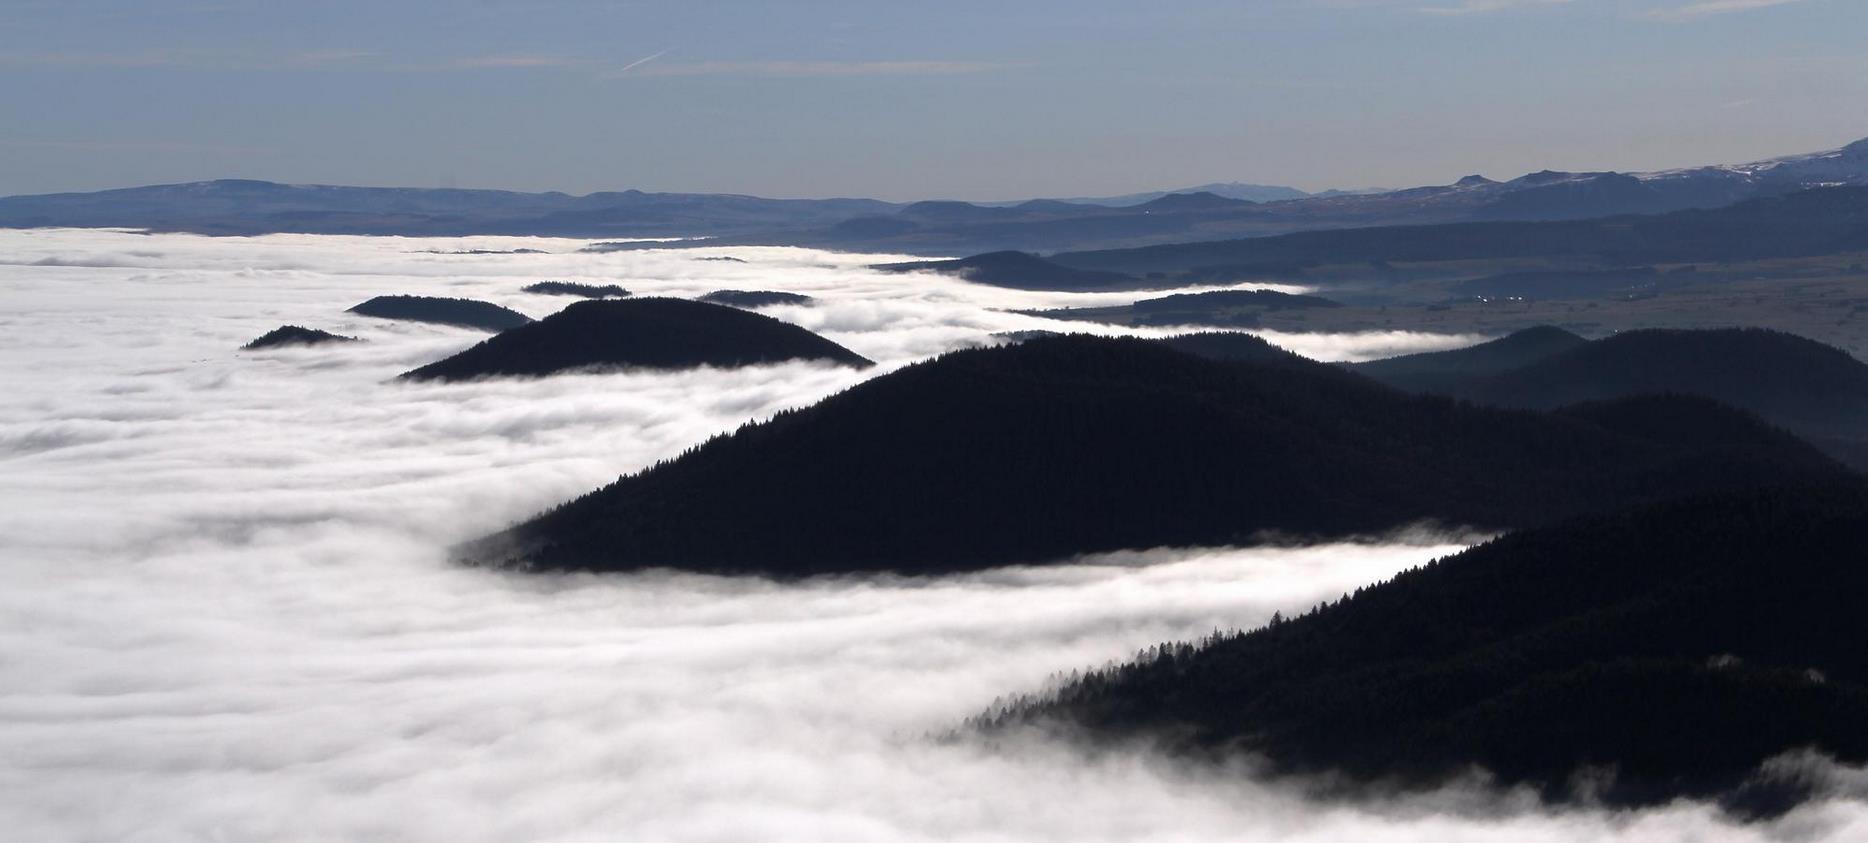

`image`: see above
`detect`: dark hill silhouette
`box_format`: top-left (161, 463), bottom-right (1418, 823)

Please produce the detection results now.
top-left (521, 281), bottom-right (630, 298)
top-left (459, 335), bottom-right (1839, 576)
top-left (897, 200), bottom-right (1022, 223)
top-left (1416, 328), bottom-right (1868, 466)
top-left (1024, 290), bottom-right (1343, 328)
top-left (1134, 191), bottom-right (1253, 212)
top-left (347, 295), bottom-right (532, 331)
top-left (401, 297), bottom-right (870, 382)
top-left (241, 325), bottom-right (358, 350)
top-left (1154, 332), bottom-right (1315, 367)
top-left (982, 482), bottom-right (1868, 815)
top-left (696, 290), bottom-right (815, 308)
top-left (1134, 289), bottom-right (1339, 313)
top-left (875, 251), bottom-right (1140, 291)
top-left (1349, 326), bottom-right (1588, 392)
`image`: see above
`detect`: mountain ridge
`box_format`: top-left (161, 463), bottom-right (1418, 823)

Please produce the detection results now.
top-left (459, 334), bottom-right (1842, 576)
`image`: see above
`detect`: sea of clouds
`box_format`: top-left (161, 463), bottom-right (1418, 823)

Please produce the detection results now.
top-left (2, 228), bottom-right (1863, 841)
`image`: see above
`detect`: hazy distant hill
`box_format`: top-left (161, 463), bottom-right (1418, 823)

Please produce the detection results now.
top-left (985, 482), bottom-right (1868, 814)
top-left (347, 295), bottom-right (533, 331)
top-left (1048, 182), bottom-right (1311, 207)
top-left (241, 325), bottom-right (359, 350)
top-left (753, 137), bottom-right (1868, 254)
top-left (1049, 185), bottom-right (1868, 276)
top-left (401, 298), bottom-right (869, 381)
top-left (459, 335), bottom-right (1838, 576)
top-left (0, 178), bottom-right (896, 238)
top-left (6, 137), bottom-right (1862, 255)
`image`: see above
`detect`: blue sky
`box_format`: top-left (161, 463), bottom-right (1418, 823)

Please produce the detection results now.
top-left (0, 0), bottom-right (1862, 200)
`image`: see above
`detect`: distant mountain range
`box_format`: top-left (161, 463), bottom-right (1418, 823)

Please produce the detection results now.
top-left (1045, 184), bottom-right (1868, 279)
top-left (0, 179), bottom-right (895, 239)
top-left (3, 136), bottom-right (1864, 255)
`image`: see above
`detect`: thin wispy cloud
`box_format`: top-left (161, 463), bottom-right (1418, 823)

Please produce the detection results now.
top-left (1648, 0), bottom-right (1807, 20)
top-left (1310, 0), bottom-right (1573, 14)
top-left (1416, 0), bottom-right (1572, 15)
top-left (0, 47), bottom-right (1007, 81)
top-left (0, 137), bottom-right (267, 155)
top-left (602, 47), bottom-right (673, 79)
top-left (628, 60), bottom-right (1013, 78)
top-left (447, 54), bottom-right (588, 70)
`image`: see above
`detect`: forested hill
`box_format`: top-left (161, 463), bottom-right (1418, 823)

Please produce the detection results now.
top-left (347, 295), bottom-right (533, 331)
top-left (1358, 327), bottom-right (1868, 466)
top-left (401, 298), bottom-right (871, 381)
top-left (460, 334), bottom-right (1841, 576)
top-left (983, 482), bottom-right (1868, 815)
top-left (1348, 326), bottom-right (1588, 392)
top-left (241, 325), bottom-right (358, 350)
top-left (874, 251), bottom-right (1141, 291)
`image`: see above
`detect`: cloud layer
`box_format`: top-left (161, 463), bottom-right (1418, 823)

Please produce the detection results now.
top-left (3, 229), bottom-right (1863, 840)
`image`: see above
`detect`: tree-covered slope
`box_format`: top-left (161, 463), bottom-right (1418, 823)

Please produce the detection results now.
top-left (985, 483), bottom-right (1868, 813)
top-left (875, 250), bottom-right (1141, 290)
top-left (521, 281), bottom-right (631, 298)
top-left (347, 295), bottom-right (533, 331)
top-left (1358, 328), bottom-right (1868, 465)
top-left (241, 325), bottom-right (359, 350)
top-left (1350, 326), bottom-right (1588, 392)
top-left (460, 335), bottom-right (1840, 575)
top-left (401, 297), bottom-right (870, 381)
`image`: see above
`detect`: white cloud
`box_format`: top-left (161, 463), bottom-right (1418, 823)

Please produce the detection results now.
top-left (628, 60), bottom-right (1014, 78)
top-left (1311, 0), bottom-right (1574, 15)
top-left (2, 229), bottom-right (1862, 839)
top-left (1416, 0), bottom-right (1574, 15)
top-left (1648, 0), bottom-right (1808, 20)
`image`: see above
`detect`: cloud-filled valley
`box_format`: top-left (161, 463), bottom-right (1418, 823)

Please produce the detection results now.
top-left (5, 228), bottom-right (1867, 841)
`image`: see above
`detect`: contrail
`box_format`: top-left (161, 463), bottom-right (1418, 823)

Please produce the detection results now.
top-left (608, 47), bottom-right (672, 77)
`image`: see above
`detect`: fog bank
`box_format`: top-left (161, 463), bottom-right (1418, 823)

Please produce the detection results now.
top-left (2, 229), bottom-right (1862, 840)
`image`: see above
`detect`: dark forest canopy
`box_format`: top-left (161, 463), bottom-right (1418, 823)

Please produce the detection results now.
top-left (1348, 326), bottom-right (1588, 392)
top-left (241, 325), bottom-right (359, 350)
top-left (521, 281), bottom-right (631, 298)
top-left (1025, 289), bottom-right (1346, 329)
top-left (401, 297), bottom-right (871, 382)
top-left (1132, 289), bottom-right (1341, 313)
top-left (346, 295), bottom-right (533, 331)
top-left (1356, 327), bottom-right (1868, 466)
top-left (981, 482), bottom-right (1868, 816)
top-left (1153, 331), bottom-right (1317, 367)
top-left (459, 334), bottom-right (1841, 576)
top-left (696, 290), bottom-right (816, 308)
